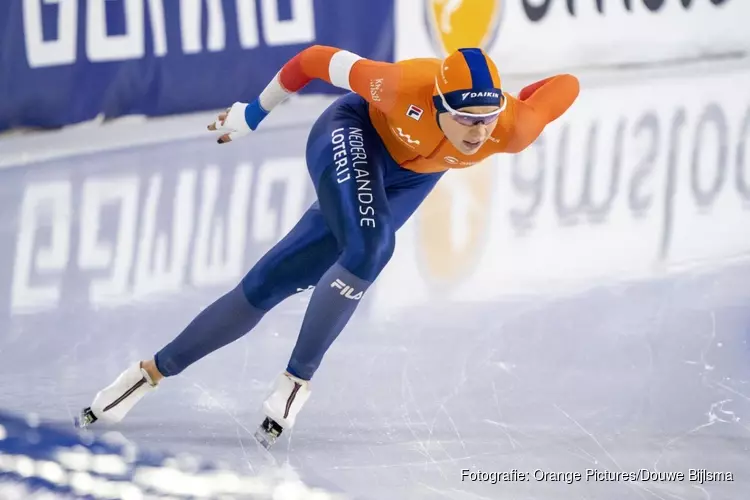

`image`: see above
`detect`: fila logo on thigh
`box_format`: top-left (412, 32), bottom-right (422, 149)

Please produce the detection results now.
top-left (331, 279), bottom-right (363, 300)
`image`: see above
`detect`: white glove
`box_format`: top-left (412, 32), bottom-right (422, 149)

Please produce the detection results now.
top-left (208, 101), bottom-right (250, 144)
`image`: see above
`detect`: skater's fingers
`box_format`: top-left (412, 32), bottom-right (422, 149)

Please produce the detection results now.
top-left (212, 103), bottom-right (250, 142)
top-left (207, 111), bottom-right (229, 131)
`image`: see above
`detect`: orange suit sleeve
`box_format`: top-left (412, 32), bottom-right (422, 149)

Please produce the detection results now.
top-left (504, 74), bottom-right (580, 153)
top-left (275, 45), bottom-right (403, 114)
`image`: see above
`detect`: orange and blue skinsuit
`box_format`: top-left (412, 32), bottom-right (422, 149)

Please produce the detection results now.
top-left (153, 46), bottom-right (579, 382)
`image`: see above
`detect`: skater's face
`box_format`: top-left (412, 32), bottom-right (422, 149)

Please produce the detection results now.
top-left (438, 105), bottom-right (501, 155)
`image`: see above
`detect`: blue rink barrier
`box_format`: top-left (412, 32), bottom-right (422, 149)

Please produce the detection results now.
top-left (0, 409), bottom-right (342, 499)
top-left (0, 0), bottom-right (394, 131)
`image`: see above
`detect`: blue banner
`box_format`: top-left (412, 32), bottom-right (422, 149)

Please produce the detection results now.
top-left (0, 0), bottom-right (394, 131)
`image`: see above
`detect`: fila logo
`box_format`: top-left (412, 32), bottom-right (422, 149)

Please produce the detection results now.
top-left (461, 91), bottom-right (499, 100)
top-left (331, 279), bottom-right (363, 300)
top-left (393, 127), bottom-right (420, 146)
top-left (406, 104), bottom-right (423, 121)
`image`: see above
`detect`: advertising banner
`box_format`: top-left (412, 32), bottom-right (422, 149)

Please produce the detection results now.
top-left (396, 0), bottom-right (750, 74)
top-left (0, 0), bottom-right (394, 131)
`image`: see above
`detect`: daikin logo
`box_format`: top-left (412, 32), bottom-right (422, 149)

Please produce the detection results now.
top-left (461, 91), bottom-right (499, 100)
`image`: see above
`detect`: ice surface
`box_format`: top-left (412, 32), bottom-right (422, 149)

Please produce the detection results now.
top-left (1, 61), bottom-right (749, 499)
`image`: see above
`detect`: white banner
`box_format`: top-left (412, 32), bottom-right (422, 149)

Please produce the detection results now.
top-left (371, 65), bottom-right (750, 313)
top-left (396, 0), bottom-right (750, 74)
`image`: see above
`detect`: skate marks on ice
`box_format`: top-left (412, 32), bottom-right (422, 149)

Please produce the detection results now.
top-left (291, 264), bottom-right (750, 500)
top-left (0, 408), bottom-right (346, 500)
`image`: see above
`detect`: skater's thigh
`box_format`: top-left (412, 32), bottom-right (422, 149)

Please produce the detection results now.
top-left (313, 139), bottom-right (394, 280)
top-left (241, 205), bottom-right (339, 310)
top-left (305, 97), bottom-right (395, 279)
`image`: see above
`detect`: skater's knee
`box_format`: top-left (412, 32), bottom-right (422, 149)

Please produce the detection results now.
top-left (241, 266), bottom-right (287, 310)
top-left (241, 269), bottom-right (269, 309)
top-left (340, 227), bottom-right (395, 281)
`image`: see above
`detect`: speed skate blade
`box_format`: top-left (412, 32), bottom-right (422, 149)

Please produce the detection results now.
top-left (254, 417), bottom-right (283, 449)
top-left (254, 427), bottom-right (276, 449)
top-left (74, 407), bottom-right (97, 429)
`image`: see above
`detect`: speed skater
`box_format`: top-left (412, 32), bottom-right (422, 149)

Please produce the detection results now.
top-left (75, 45), bottom-right (579, 447)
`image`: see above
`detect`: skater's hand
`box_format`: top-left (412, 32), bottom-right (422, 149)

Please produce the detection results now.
top-left (208, 101), bottom-right (250, 144)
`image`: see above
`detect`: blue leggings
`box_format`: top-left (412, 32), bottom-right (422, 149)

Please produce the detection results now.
top-left (243, 93), bottom-right (443, 305)
top-left (154, 93), bottom-right (444, 380)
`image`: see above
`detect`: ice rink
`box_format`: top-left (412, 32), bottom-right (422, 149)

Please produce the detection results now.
top-left (1, 60), bottom-right (750, 499)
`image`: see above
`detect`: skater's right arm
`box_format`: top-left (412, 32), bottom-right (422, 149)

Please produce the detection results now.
top-left (273, 45), bottom-right (407, 114)
top-left (209, 45), bottom-right (409, 143)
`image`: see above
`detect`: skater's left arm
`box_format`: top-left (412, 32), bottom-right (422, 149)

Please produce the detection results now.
top-left (503, 74), bottom-right (580, 153)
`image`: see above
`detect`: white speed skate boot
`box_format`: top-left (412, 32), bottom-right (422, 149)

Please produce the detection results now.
top-left (254, 371), bottom-right (311, 449)
top-left (75, 362), bottom-right (157, 428)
